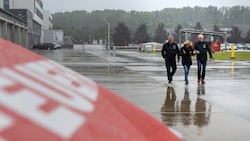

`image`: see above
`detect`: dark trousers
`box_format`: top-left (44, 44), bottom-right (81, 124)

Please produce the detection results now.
top-left (165, 60), bottom-right (177, 82)
top-left (197, 60), bottom-right (207, 80)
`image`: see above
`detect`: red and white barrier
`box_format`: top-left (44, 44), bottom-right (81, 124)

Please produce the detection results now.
top-left (0, 39), bottom-right (182, 141)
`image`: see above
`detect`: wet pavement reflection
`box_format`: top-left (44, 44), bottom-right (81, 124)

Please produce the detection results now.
top-left (33, 45), bottom-right (250, 141)
top-left (195, 85), bottom-right (211, 128)
top-left (181, 86), bottom-right (191, 126)
top-left (161, 85), bottom-right (211, 128)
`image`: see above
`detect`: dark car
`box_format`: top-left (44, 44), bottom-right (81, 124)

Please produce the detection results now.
top-left (33, 43), bottom-right (56, 50)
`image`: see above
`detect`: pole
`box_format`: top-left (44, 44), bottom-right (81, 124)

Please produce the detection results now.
top-left (153, 44), bottom-right (156, 54)
top-left (107, 22), bottom-right (110, 51)
top-left (230, 44), bottom-right (235, 59)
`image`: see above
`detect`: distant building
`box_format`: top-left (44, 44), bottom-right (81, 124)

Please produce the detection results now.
top-left (43, 10), bottom-right (52, 30)
top-left (43, 30), bottom-right (64, 45)
top-left (42, 10), bottom-right (53, 43)
top-left (0, 8), bottom-right (28, 47)
top-left (0, 0), bottom-right (44, 48)
top-left (7, 9), bottom-right (36, 48)
top-left (63, 36), bottom-right (73, 48)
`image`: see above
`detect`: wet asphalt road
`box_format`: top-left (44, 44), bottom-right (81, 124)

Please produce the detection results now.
top-left (33, 45), bottom-right (250, 141)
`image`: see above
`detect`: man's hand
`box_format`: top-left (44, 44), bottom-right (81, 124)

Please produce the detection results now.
top-left (195, 50), bottom-right (200, 54)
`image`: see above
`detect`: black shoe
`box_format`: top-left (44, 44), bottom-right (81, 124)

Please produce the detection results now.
top-left (168, 80), bottom-right (172, 83)
top-left (185, 81), bottom-right (188, 85)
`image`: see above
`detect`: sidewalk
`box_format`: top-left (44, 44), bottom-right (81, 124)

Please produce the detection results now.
top-left (88, 50), bottom-right (250, 141)
top-left (43, 47), bottom-right (250, 141)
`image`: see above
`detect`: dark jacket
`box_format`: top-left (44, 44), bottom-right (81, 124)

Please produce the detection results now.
top-left (180, 46), bottom-right (194, 66)
top-left (161, 42), bottom-right (180, 61)
top-left (194, 41), bottom-right (213, 61)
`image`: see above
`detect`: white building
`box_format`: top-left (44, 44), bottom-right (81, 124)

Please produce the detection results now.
top-left (0, 1), bottom-right (28, 47)
top-left (43, 30), bottom-right (64, 45)
top-left (42, 10), bottom-right (53, 43)
top-left (0, 0), bottom-right (44, 47)
top-left (43, 10), bottom-right (53, 30)
top-left (10, 0), bottom-right (44, 25)
top-left (0, 8), bottom-right (28, 47)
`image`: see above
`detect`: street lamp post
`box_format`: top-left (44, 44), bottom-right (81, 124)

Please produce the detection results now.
top-left (107, 22), bottom-right (110, 51)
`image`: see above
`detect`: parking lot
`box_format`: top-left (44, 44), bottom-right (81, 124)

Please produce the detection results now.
top-left (34, 45), bottom-right (250, 141)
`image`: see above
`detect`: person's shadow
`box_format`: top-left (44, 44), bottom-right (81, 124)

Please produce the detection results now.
top-left (194, 84), bottom-right (211, 128)
top-left (180, 86), bottom-right (192, 126)
top-left (161, 86), bottom-right (178, 126)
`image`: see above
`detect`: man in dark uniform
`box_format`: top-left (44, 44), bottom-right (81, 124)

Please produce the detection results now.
top-left (161, 36), bottom-right (180, 83)
top-left (194, 34), bottom-right (213, 84)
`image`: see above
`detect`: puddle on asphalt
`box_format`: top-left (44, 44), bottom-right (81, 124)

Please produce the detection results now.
top-left (161, 85), bottom-right (212, 128)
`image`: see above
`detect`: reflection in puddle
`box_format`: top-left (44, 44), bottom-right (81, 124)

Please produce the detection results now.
top-left (180, 86), bottom-right (192, 126)
top-left (161, 87), bottom-right (178, 126)
top-left (161, 85), bottom-right (211, 128)
top-left (197, 84), bottom-right (205, 95)
top-left (195, 84), bottom-right (211, 127)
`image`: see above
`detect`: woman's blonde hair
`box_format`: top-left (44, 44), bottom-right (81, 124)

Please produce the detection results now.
top-left (183, 40), bottom-right (191, 46)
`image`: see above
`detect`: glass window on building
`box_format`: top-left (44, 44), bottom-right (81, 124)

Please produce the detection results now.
top-left (36, 8), bottom-right (43, 20)
top-left (4, 0), bottom-right (10, 9)
top-left (54, 32), bottom-right (63, 41)
top-left (36, 0), bottom-right (43, 9)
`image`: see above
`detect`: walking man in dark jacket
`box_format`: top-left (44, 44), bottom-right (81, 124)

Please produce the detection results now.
top-left (194, 34), bottom-right (213, 84)
top-left (161, 36), bottom-right (180, 83)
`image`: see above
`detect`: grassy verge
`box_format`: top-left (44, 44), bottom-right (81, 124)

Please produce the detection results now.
top-left (213, 51), bottom-right (250, 60)
top-left (146, 51), bottom-right (250, 60)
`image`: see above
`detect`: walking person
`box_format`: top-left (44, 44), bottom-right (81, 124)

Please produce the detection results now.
top-left (180, 40), bottom-right (194, 85)
top-left (194, 34), bottom-right (213, 84)
top-left (161, 35), bottom-right (180, 83)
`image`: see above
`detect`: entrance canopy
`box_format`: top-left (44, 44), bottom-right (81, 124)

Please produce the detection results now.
top-left (178, 28), bottom-right (227, 45)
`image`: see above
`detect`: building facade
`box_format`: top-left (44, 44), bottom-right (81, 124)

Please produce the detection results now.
top-left (0, 0), bottom-right (44, 48)
top-left (43, 30), bottom-right (64, 45)
top-left (42, 10), bottom-right (53, 43)
top-left (43, 10), bottom-right (52, 30)
top-left (0, 8), bottom-right (28, 47)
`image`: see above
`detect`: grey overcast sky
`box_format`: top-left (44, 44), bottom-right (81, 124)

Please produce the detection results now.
top-left (44, 0), bottom-right (250, 13)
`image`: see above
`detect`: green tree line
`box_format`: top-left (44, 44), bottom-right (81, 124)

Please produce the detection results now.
top-left (52, 6), bottom-right (250, 44)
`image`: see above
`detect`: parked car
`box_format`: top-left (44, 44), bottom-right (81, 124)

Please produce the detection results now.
top-left (221, 43), bottom-right (237, 51)
top-left (245, 44), bottom-right (250, 50)
top-left (139, 42), bottom-right (162, 52)
top-left (128, 44), bottom-right (139, 49)
top-left (33, 43), bottom-right (56, 50)
top-left (52, 42), bottom-right (61, 49)
top-left (236, 44), bottom-right (244, 50)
